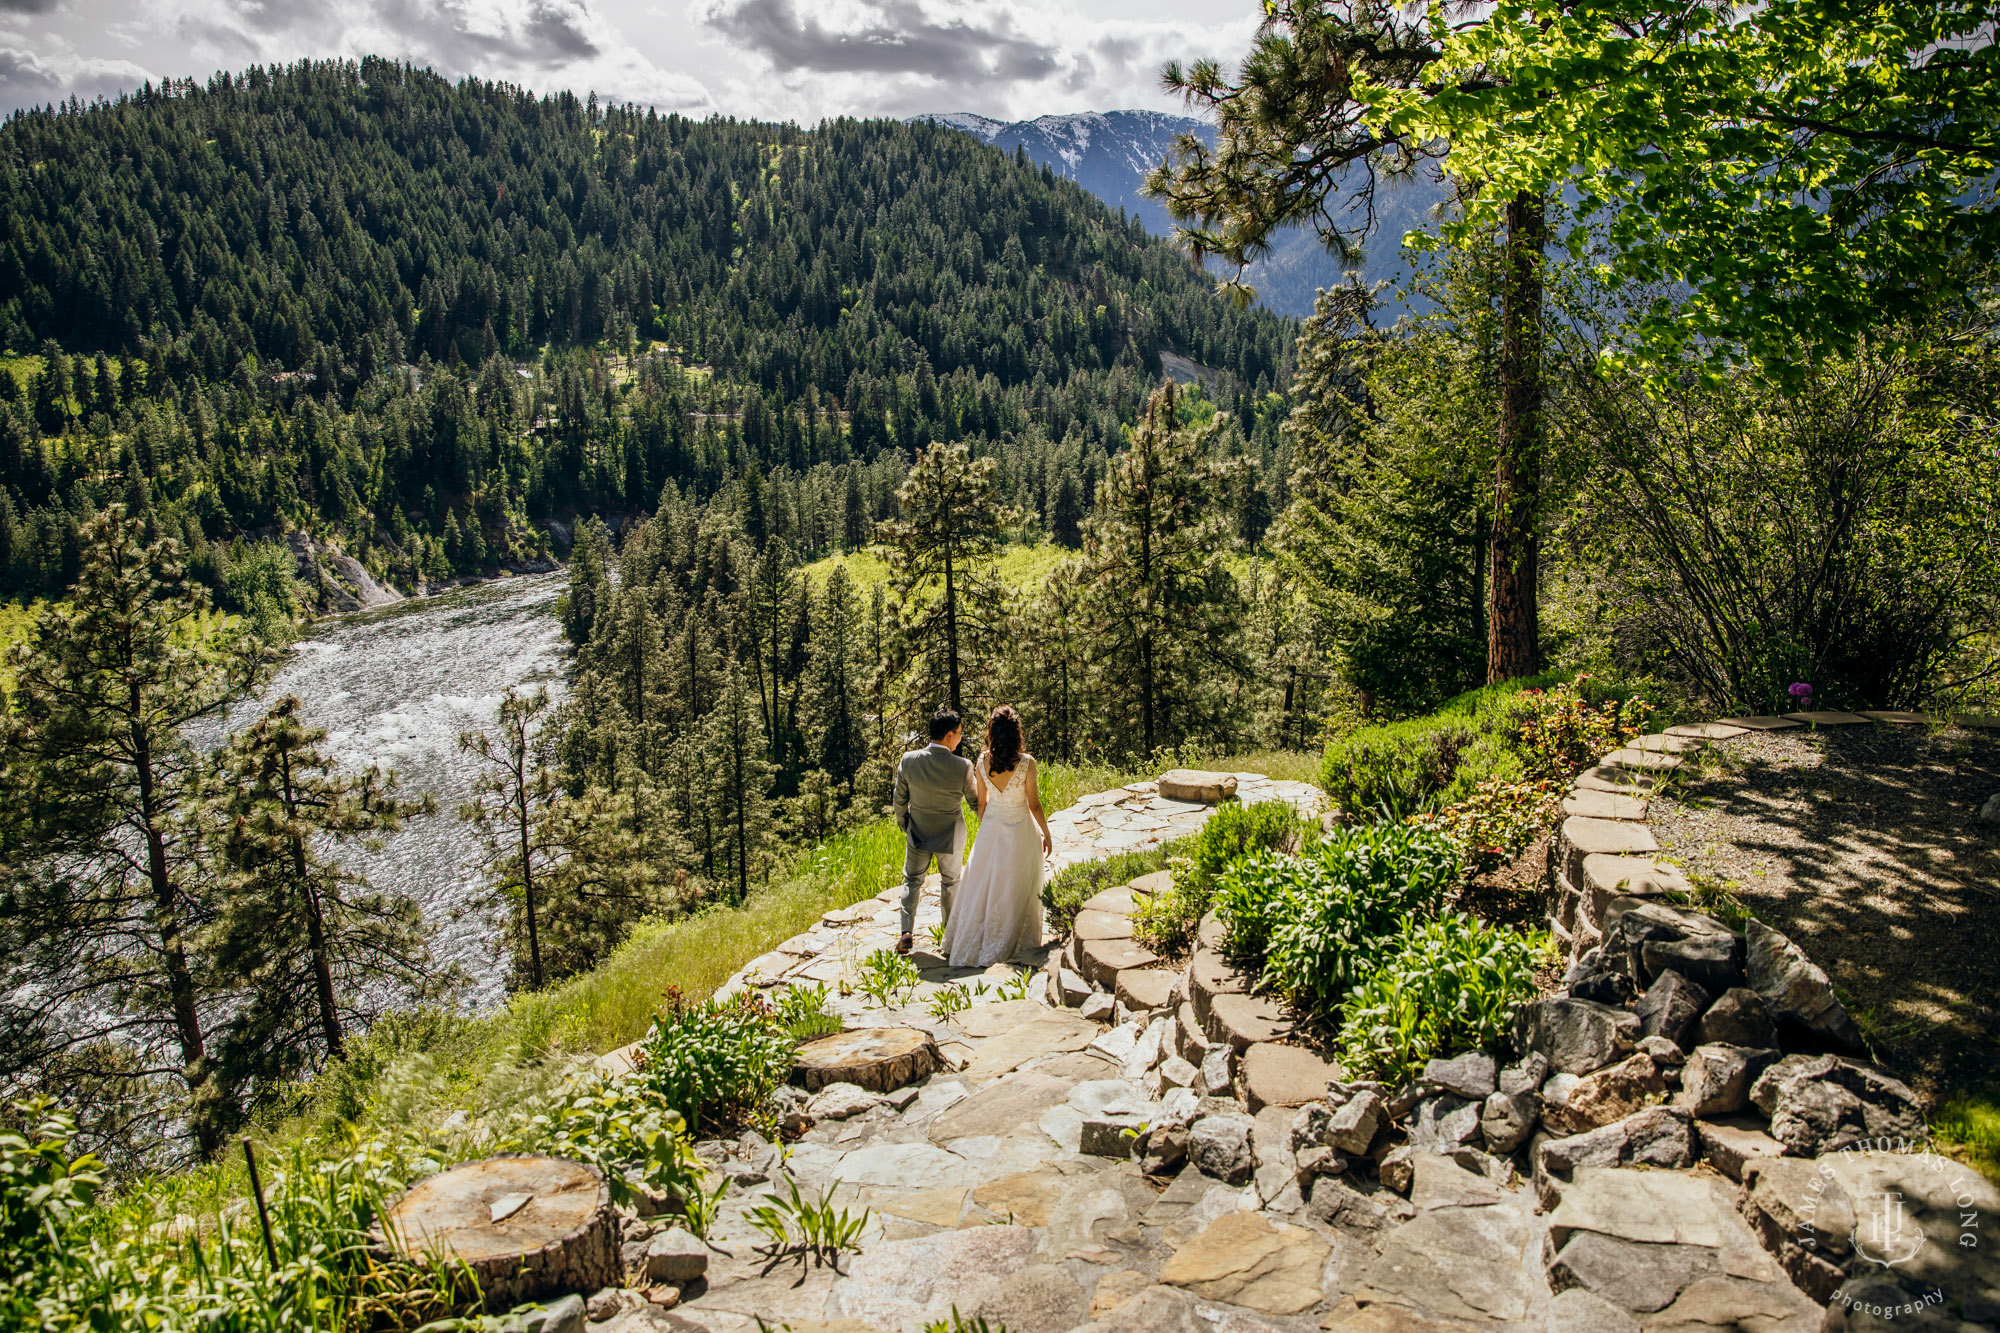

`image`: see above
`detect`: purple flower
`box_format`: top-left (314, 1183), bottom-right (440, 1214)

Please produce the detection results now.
top-left (1789, 682), bottom-right (1813, 701)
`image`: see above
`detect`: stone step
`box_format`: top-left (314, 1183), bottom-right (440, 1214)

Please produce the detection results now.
top-left (1195, 911), bottom-right (1226, 952)
top-left (1782, 710), bottom-right (1870, 725)
top-left (1711, 715), bottom-right (1800, 731)
top-left (1664, 721), bottom-right (1749, 740)
top-left (1186, 947), bottom-right (1249, 1023)
top-left (1174, 1000), bottom-right (1213, 1062)
top-left (1078, 936), bottom-right (1162, 989)
top-left (1239, 1041), bottom-right (1341, 1114)
top-left (1627, 733), bottom-right (1703, 754)
top-left (1857, 710), bottom-right (1932, 724)
top-left (1128, 869), bottom-right (1174, 897)
top-left (1557, 817), bottom-right (1659, 898)
top-left (1580, 854), bottom-right (1688, 931)
top-left (1203, 991), bottom-right (1294, 1052)
top-left (1573, 765), bottom-right (1656, 794)
top-left (1114, 968), bottom-right (1177, 1015)
top-left (1072, 909), bottom-right (1135, 943)
top-left (1603, 747), bottom-right (1684, 772)
top-left (1561, 790), bottom-right (1649, 822)
top-left (1080, 885), bottom-right (1141, 916)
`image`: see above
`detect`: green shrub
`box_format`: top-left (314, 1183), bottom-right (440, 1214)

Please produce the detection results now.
top-left (1317, 677), bottom-right (1561, 817)
top-left (1511, 675), bottom-right (1654, 780)
top-left (1131, 857), bottom-right (1204, 955)
top-left (514, 1074), bottom-right (706, 1217)
top-left (1044, 847), bottom-right (1170, 931)
top-left (1219, 823), bottom-right (1460, 1018)
top-left (1334, 913), bottom-right (1540, 1084)
top-left (774, 983), bottom-right (842, 1043)
top-left (637, 991), bottom-right (796, 1136)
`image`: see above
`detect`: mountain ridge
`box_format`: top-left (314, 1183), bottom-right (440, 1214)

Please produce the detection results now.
top-left (916, 109), bottom-right (1443, 318)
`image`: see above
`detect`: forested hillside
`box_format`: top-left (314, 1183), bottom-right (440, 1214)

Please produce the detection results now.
top-left (0, 59), bottom-right (1293, 602)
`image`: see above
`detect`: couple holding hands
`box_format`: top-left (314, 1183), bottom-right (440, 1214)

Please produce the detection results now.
top-left (890, 704), bottom-right (1053, 968)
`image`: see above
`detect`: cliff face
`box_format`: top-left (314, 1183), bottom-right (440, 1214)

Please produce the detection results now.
top-left (287, 532), bottom-right (405, 613)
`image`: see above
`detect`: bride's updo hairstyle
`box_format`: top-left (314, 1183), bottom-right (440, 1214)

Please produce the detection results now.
top-left (986, 704), bottom-right (1023, 774)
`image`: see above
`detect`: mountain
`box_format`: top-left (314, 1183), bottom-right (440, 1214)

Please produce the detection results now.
top-left (0, 62), bottom-right (1295, 602)
top-left (917, 110), bottom-right (1445, 319)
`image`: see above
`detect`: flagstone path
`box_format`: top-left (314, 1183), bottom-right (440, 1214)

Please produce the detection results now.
top-left (591, 770), bottom-right (1860, 1333)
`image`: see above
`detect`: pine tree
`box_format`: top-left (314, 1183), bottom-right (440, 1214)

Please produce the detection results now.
top-left (878, 442), bottom-right (1017, 727)
top-left (204, 695), bottom-right (435, 1118)
top-left (561, 517), bottom-right (615, 647)
top-left (1083, 384), bottom-right (1247, 758)
top-left (805, 564), bottom-right (869, 793)
top-left (1050, 469), bottom-right (1084, 548)
top-left (704, 667), bottom-right (775, 904)
top-left (459, 685), bottom-right (562, 988)
top-left (0, 507), bottom-right (266, 1159)
top-left (841, 465), bottom-right (869, 550)
top-left (1008, 558), bottom-right (1094, 760)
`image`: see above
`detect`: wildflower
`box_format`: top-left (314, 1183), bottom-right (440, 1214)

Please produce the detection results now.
top-left (1788, 682), bottom-right (1813, 704)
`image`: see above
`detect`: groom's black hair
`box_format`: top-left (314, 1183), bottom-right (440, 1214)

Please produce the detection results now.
top-left (928, 707), bottom-right (961, 741)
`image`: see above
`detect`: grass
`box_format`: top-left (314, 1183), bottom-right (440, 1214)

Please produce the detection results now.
top-left (1934, 1087), bottom-right (2000, 1183)
top-left (801, 543), bottom-right (1264, 599)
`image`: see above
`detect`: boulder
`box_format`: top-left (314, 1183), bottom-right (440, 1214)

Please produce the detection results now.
top-left (1377, 1145), bottom-right (1418, 1196)
top-left (1543, 1053), bottom-right (1667, 1136)
top-left (1532, 1107), bottom-right (1697, 1207)
top-left (1692, 988), bottom-right (1778, 1049)
top-left (1748, 1053), bottom-right (1823, 1117)
top-left (1306, 1175), bottom-right (1413, 1238)
top-left (1120, 1017), bottom-right (1168, 1080)
top-left (1547, 1232), bottom-right (1719, 1314)
top-left (1480, 1090), bottom-right (1539, 1155)
top-left (1696, 1116), bottom-right (1783, 1182)
top-left (1634, 1035), bottom-right (1687, 1067)
top-left (1156, 1055), bottom-right (1198, 1091)
top-left (1745, 919), bottom-right (1864, 1048)
top-left (1078, 992), bottom-right (1116, 1023)
top-left (1198, 1046), bottom-right (1233, 1097)
top-left (1158, 770), bottom-right (1239, 804)
top-left (644, 1228), bottom-right (709, 1284)
top-left (1422, 1051), bottom-right (1498, 1100)
top-left (1410, 1094), bottom-right (1483, 1150)
top-left (1188, 1111), bottom-right (1256, 1185)
top-left (1079, 1114), bottom-right (1147, 1158)
top-left (1616, 903), bottom-right (1744, 992)
top-left (1674, 1044), bottom-right (1778, 1117)
top-left (1136, 1121), bottom-right (1191, 1175)
top-left (1513, 996), bottom-right (1641, 1074)
top-left (1056, 967), bottom-right (1094, 1006)
top-left (1632, 969), bottom-right (1710, 1049)
top-left (1498, 1053), bottom-right (1549, 1097)
top-left (1568, 956), bottom-right (1639, 1007)
top-left (1326, 1089), bottom-right (1383, 1156)
top-left (1764, 1055), bottom-right (1926, 1156)
top-left (806, 1082), bottom-right (884, 1121)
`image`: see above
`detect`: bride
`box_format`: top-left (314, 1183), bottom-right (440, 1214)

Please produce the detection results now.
top-left (942, 704), bottom-right (1052, 968)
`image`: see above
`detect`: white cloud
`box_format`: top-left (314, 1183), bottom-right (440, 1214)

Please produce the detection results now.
top-left (0, 44), bottom-right (152, 110)
top-left (155, 0), bottom-right (713, 110)
top-left (692, 0), bottom-right (1253, 121)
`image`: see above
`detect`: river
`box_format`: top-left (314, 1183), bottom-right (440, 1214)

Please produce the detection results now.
top-left (204, 571), bottom-right (570, 1013)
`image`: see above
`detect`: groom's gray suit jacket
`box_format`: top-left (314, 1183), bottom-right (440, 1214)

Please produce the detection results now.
top-left (893, 743), bottom-right (977, 854)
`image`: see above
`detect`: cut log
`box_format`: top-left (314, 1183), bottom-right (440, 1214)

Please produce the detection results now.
top-left (791, 1026), bottom-right (938, 1093)
top-left (381, 1153), bottom-right (621, 1309)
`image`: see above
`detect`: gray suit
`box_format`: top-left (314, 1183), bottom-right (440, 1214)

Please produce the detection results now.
top-left (892, 742), bottom-right (978, 936)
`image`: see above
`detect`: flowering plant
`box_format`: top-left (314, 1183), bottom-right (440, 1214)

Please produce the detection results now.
top-left (1408, 777), bottom-right (1565, 875)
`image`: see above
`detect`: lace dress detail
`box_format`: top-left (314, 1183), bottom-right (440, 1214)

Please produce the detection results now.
top-left (941, 753), bottom-right (1047, 967)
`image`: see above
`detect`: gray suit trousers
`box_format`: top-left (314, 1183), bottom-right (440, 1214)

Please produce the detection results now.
top-left (901, 818), bottom-right (965, 937)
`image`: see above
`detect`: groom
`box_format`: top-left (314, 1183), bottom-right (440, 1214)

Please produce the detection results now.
top-left (891, 707), bottom-right (979, 954)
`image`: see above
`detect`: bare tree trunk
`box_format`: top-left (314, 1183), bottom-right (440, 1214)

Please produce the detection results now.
top-left (1488, 189), bottom-right (1545, 684)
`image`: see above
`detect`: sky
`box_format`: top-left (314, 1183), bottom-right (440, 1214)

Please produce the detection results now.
top-left (0, 0), bottom-right (1258, 123)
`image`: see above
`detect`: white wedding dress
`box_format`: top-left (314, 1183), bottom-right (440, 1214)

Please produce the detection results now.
top-left (943, 752), bottom-right (1047, 967)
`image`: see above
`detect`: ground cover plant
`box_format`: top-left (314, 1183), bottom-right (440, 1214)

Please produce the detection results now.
top-left (1131, 799), bottom-right (1314, 955)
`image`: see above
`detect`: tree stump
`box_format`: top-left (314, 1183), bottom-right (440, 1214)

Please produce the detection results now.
top-left (791, 1026), bottom-right (938, 1092)
top-left (381, 1154), bottom-right (621, 1309)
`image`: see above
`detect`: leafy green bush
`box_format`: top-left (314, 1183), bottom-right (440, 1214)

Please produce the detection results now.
top-left (1334, 913), bottom-right (1540, 1083)
top-left (1129, 803), bottom-right (1310, 955)
top-left (1317, 677), bottom-right (1562, 816)
top-left (637, 991), bottom-right (796, 1136)
top-left (1044, 847), bottom-right (1170, 931)
top-left (1511, 675), bottom-right (1653, 780)
top-left (1217, 823), bottom-right (1460, 1017)
top-left (516, 1075), bottom-right (706, 1218)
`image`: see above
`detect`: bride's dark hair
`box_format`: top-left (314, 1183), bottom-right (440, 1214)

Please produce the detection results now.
top-left (985, 704), bottom-right (1023, 774)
